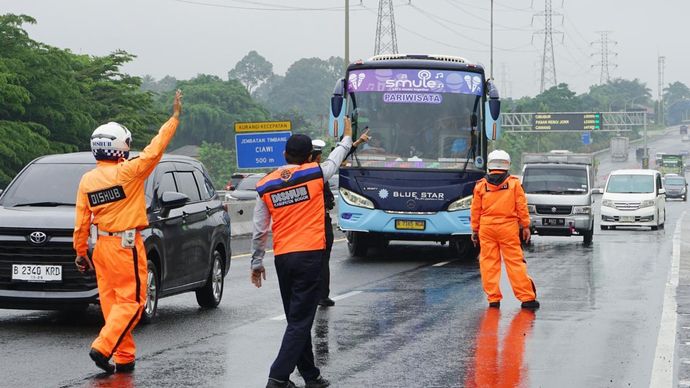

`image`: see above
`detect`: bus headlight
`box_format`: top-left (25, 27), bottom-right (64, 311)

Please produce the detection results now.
top-left (339, 188), bottom-right (374, 209)
top-left (448, 195), bottom-right (473, 212)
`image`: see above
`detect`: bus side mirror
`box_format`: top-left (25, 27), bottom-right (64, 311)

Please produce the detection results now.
top-left (485, 99), bottom-right (502, 140)
top-left (484, 79), bottom-right (502, 140)
top-left (329, 78), bottom-right (346, 138)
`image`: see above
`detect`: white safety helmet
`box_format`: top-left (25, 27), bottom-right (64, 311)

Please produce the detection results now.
top-left (312, 139), bottom-right (326, 153)
top-left (487, 149), bottom-right (511, 170)
top-left (90, 122), bottom-right (132, 161)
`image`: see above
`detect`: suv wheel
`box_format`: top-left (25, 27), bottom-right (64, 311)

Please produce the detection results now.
top-left (141, 260), bottom-right (159, 324)
top-left (196, 250), bottom-right (224, 308)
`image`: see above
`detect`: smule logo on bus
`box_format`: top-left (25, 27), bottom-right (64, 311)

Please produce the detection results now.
top-left (270, 185), bottom-right (310, 208)
top-left (392, 191), bottom-right (445, 201)
top-left (384, 70), bottom-right (443, 91)
top-left (349, 73), bottom-right (366, 90)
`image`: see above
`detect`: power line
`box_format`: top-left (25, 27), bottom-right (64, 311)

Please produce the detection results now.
top-left (171, 0), bottom-right (365, 12)
top-left (532, 0), bottom-right (563, 92)
top-left (374, 0), bottom-right (400, 54)
top-left (591, 31), bottom-right (617, 84)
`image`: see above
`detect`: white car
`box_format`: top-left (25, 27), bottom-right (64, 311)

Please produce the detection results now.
top-left (683, 135), bottom-right (690, 142)
top-left (600, 169), bottom-right (666, 230)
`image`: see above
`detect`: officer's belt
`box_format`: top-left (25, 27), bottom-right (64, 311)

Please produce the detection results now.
top-left (97, 229), bottom-right (137, 237)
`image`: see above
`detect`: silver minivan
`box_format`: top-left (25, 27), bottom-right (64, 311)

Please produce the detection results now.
top-left (521, 152), bottom-right (596, 244)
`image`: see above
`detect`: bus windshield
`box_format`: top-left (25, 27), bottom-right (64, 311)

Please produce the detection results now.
top-left (347, 68), bottom-right (483, 170)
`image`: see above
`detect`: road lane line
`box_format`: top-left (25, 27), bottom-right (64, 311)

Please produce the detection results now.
top-left (269, 290), bottom-right (363, 321)
top-left (232, 238), bottom-right (347, 259)
top-left (331, 290), bottom-right (363, 301)
top-left (432, 261), bottom-right (451, 267)
top-left (650, 210), bottom-right (686, 386)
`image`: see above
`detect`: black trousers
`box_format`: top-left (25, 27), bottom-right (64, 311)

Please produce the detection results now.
top-left (269, 250), bottom-right (324, 382)
top-left (320, 214), bottom-right (334, 300)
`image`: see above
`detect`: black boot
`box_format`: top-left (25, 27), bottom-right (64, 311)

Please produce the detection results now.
top-left (305, 375), bottom-right (331, 388)
top-left (89, 348), bottom-right (115, 374)
top-left (116, 361), bottom-right (135, 373)
top-left (266, 378), bottom-right (297, 388)
top-left (521, 300), bottom-right (540, 309)
top-left (488, 301), bottom-right (500, 308)
top-left (318, 298), bottom-right (335, 307)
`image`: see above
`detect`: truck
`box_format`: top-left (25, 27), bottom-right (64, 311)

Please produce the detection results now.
top-left (680, 125), bottom-right (688, 135)
top-left (521, 151), bottom-right (596, 244)
top-left (328, 54), bottom-right (502, 258)
top-left (610, 136), bottom-right (629, 162)
top-left (658, 153), bottom-right (684, 176)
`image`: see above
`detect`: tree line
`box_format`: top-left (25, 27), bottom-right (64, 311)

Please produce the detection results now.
top-left (2, 13), bottom-right (690, 187)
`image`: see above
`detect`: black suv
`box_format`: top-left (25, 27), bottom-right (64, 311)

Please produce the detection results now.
top-left (0, 152), bottom-right (231, 322)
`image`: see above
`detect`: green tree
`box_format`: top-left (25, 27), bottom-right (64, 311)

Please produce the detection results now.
top-left (198, 141), bottom-right (235, 188)
top-left (162, 74), bottom-right (270, 149)
top-left (0, 14), bottom-right (163, 186)
top-left (228, 50), bottom-right (273, 94)
top-left (664, 81), bottom-right (690, 108)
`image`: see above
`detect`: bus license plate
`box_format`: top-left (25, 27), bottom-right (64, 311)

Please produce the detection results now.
top-left (12, 264), bottom-right (62, 282)
top-left (542, 218), bottom-right (565, 226)
top-left (395, 220), bottom-right (426, 231)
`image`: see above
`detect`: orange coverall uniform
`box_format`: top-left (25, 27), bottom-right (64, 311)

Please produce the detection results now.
top-left (470, 172), bottom-right (536, 303)
top-left (73, 117), bottom-right (178, 364)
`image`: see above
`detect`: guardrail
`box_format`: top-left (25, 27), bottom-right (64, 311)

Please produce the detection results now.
top-left (219, 190), bottom-right (339, 237)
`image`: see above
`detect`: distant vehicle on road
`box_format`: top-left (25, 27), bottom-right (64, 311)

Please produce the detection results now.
top-left (663, 174), bottom-right (688, 201)
top-left (610, 137), bottom-right (629, 162)
top-left (683, 135), bottom-right (690, 142)
top-left (658, 153), bottom-right (684, 175)
top-left (600, 169), bottom-right (666, 230)
top-left (224, 173), bottom-right (249, 191)
top-left (224, 173), bottom-right (266, 201)
top-left (681, 125), bottom-right (688, 135)
top-left (521, 151), bottom-right (595, 244)
top-left (0, 152), bottom-right (231, 322)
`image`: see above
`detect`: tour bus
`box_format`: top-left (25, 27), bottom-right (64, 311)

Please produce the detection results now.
top-left (328, 54), bottom-right (501, 258)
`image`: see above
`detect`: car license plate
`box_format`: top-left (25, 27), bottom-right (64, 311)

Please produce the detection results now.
top-left (542, 218), bottom-right (565, 226)
top-left (395, 219), bottom-right (426, 230)
top-left (11, 264), bottom-right (62, 282)
top-left (620, 216), bottom-right (635, 223)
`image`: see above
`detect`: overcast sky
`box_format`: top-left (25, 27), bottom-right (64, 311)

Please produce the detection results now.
top-left (4, 0), bottom-right (685, 98)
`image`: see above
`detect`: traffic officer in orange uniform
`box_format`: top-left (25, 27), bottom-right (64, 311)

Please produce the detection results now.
top-left (251, 120), bottom-right (353, 388)
top-left (470, 150), bottom-right (539, 309)
top-left (73, 90), bottom-right (183, 373)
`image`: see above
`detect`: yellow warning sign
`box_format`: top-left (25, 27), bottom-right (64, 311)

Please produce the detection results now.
top-left (234, 121), bottom-right (292, 132)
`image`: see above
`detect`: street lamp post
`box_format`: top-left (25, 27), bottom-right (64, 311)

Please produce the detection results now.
top-left (490, 0), bottom-right (494, 78)
top-left (345, 0), bottom-right (349, 73)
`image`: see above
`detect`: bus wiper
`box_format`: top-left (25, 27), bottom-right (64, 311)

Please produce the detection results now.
top-left (13, 201), bottom-right (73, 207)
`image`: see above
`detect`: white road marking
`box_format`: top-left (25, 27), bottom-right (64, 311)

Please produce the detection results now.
top-left (269, 290), bottom-right (363, 321)
top-left (650, 211), bottom-right (686, 387)
top-left (432, 261), bottom-right (451, 267)
top-left (332, 290), bottom-right (363, 301)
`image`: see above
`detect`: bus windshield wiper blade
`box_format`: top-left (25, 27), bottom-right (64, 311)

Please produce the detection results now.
top-left (13, 201), bottom-right (73, 207)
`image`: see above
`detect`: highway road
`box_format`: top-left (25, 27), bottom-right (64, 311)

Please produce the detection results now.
top-left (1, 128), bottom-right (690, 387)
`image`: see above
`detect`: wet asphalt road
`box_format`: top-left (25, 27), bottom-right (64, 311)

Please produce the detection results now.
top-left (1, 129), bottom-right (689, 387)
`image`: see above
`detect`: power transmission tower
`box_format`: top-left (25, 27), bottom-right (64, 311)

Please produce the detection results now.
top-left (591, 31), bottom-right (618, 84)
top-left (658, 55), bottom-right (666, 126)
top-left (374, 0), bottom-right (399, 55)
top-left (532, 0), bottom-right (563, 93)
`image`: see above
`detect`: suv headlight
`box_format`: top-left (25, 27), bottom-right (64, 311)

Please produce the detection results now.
top-left (602, 199), bottom-right (615, 208)
top-left (572, 206), bottom-right (591, 214)
top-left (448, 195), bottom-right (473, 212)
top-left (527, 204), bottom-right (536, 214)
top-left (339, 188), bottom-right (374, 209)
top-left (640, 199), bottom-right (656, 208)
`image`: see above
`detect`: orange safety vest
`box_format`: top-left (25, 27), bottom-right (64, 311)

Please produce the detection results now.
top-left (470, 174), bottom-right (531, 231)
top-left (256, 162), bottom-right (325, 256)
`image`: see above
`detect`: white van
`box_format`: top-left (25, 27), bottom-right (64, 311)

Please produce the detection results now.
top-left (600, 169), bottom-right (666, 230)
